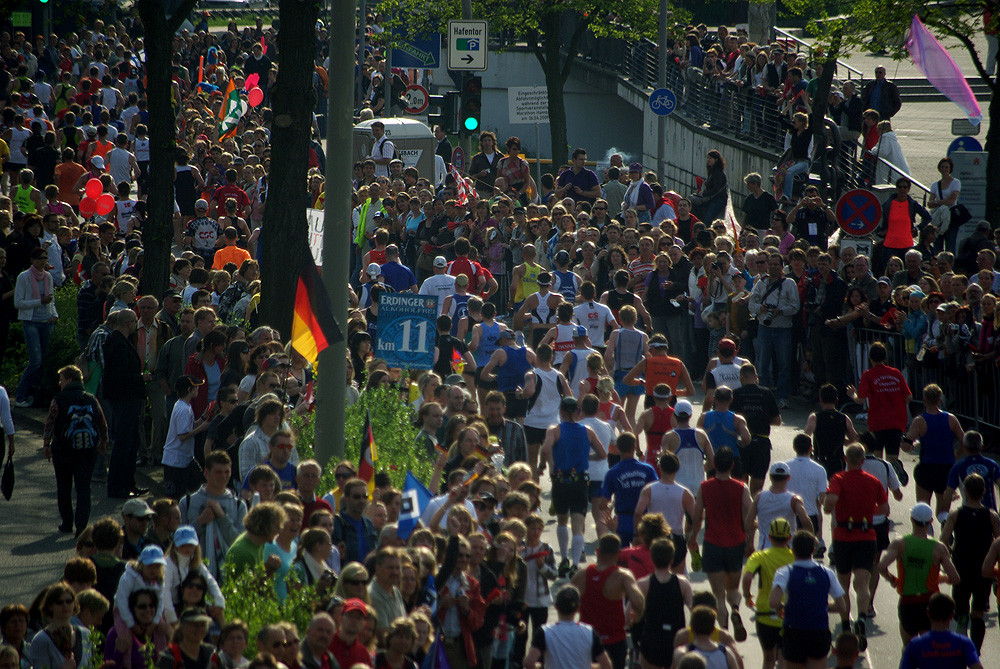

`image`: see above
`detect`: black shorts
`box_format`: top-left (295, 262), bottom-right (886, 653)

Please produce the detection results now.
top-left (899, 598), bottom-right (932, 636)
top-left (702, 540), bottom-right (745, 573)
top-left (670, 533), bottom-right (688, 569)
top-left (588, 480), bottom-right (604, 499)
top-left (819, 457), bottom-right (844, 480)
top-left (875, 429), bottom-right (903, 458)
top-left (3, 162), bottom-right (23, 173)
top-left (756, 622), bottom-right (783, 651)
top-left (552, 478), bottom-right (589, 515)
top-left (915, 462), bottom-right (950, 494)
top-left (874, 521), bottom-right (890, 552)
top-left (502, 391), bottom-right (528, 419)
top-left (743, 438), bottom-right (772, 480)
top-left (953, 576), bottom-right (993, 615)
top-left (476, 368), bottom-right (498, 391)
top-left (524, 425), bottom-right (547, 445)
top-left (731, 457), bottom-right (745, 480)
top-left (832, 539), bottom-right (877, 574)
top-left (781, 627), bottom-right (831, 663)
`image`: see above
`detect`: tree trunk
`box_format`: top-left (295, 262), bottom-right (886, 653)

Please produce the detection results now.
top-left (136, 0), bottom-right (197, 299)
top-left (541, 16), bottom-right (568, 171)
top-left (258, 0), bottom-right (319, 337)
top-left (809, 40), bottom-right (840, 197)
top-left (986, 92), bottom-right (1000, 228)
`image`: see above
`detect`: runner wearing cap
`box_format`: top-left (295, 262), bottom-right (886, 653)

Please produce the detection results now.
top-left (622, 334), bottom-right (695, 408)
top-left (418, 255), bottom-right (456, 316)
top-left (634, 383), bottom-right (675, 471)
top-left (687, 447), bottom-right (752, 639)
top-left (573, 281), bottom-right (615, 352)
top-left (558, 325), bottom-right (599, 390)
top-left (604, 305), bottom-right (649, 421)
top-left (903, 384), bottom-right (965, 524)
top-left (633, 451), bottom-right (696, 575)
top-left (440, 274), bottom-right (472, 337)
top-left (697, 386), bottom-right (751, 480)
top-left (663, 399), bottom-right (714, 497)
top-left (480, 328), bottom-right (535, 422)
top-left (514, 271), bottom-right (564, 348)
top-left (539, 395), bottom-right (607, 576)
top-left (825, 443), bottom-right (889, 648)
top-left (702, 338), bottom-right (745, 411)
top-left (552, 249), bottom-right (582, 303)
top-left (358, 262), bottom-right (388, 310)
top-left (742, 518), bottom-right (794, 669)
top-left (509, 243), bottom-right (543, 314)
top-left (878, 502), bottom-right (960, 644)
top-left (523, 344), bottom-right (573, 477)
top-left (941, 473), bottom-right (999, 652)
top-left (745, 461), bottom-right (811, 553)
top-left (539, 301), bottom-right (578, 365)
top-left (183, 199), bottom-right (223, 264)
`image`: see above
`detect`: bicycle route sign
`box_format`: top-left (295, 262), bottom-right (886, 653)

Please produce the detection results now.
top-left (376, 293), bottom-right (439, 370)
top-left (835, 189), bottom-right (882, 237)
top-left (649, 88), bottom-right (677, 116)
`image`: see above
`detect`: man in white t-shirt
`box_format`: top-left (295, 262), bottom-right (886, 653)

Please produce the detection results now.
top-left (368, 120), bottom-right (394, 178)
top-left (418, 256), bottom-right (457, 315)
top-left (786, 434), bottom-right (831, 557)
top-left (573, 281), bottom-right (615, 348)
top-left (526, 586), bottom-right (611, 669)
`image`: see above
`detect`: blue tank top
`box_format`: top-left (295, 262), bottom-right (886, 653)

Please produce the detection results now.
top-left (675, 427), bottom-right (701, 453)
top-left (784, 563), bottom-right (832, 630)
top-left (553, 270), bottom-right (578, 301)
top-left (449, 294), bottom-right (470, 335)
top-left (554, 421), bottom-right (589, 473)
top-left (496, 345), bottom-right (531, 392)
top-left (703, 410), bottom-right (739, 456)
top-left (921, 411), bottom-right (955, 464)
top-left (475, 321), bottom-right (501, 366)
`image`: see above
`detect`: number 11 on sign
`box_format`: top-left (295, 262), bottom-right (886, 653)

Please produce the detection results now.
top-left (398, 319), bottom-right (429, 353)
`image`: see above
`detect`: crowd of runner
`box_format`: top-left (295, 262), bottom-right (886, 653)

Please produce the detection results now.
top-left (0, 10), bottom-right (999, 669)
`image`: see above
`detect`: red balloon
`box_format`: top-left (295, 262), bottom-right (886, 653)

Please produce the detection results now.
top-left (96, 193), bottom-right (116, 217)
top-left (79, 197), bottom-right (97, 217)
top-left (248, 87), bottom-right (264, 107)
top-left (85, 178), bottom-right (103, 200)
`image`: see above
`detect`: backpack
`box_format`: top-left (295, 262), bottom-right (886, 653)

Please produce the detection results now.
top-left (376, 136), bottom-right (400, 161)
top-left (61, 400), bottom-right (99, 450)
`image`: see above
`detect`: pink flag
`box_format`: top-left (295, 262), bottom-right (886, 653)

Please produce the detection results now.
top-left (906, 15), bottom-right (982, 124)
top-left (260, 36), bottom-right (267, 55)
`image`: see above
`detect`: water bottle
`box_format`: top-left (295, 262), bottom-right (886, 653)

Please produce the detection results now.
top-left (515, 330), bottom-right (525, 347)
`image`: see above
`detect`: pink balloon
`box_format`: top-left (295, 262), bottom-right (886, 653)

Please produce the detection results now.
top-left (79, 197), bottom-right (97, 217)
top-left (248, 87), bottom-right (264, 107)
top-left (245, 73), bottom-right (259, 90)
top-left (85, 178), bottom-right (103, 200)
top-left (96, 193), bottom-right (115, 217)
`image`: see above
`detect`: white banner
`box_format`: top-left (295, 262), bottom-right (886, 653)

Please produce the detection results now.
top-left (306, 208), bottom-right (323, 266)
top-left (508, 86), bottom-right (549, 124)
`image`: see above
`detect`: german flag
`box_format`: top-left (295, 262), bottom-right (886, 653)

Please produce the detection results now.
top-left (358, 409), bottom-right (378, 497)
top-left (291, 252), bottom-right (343, 364)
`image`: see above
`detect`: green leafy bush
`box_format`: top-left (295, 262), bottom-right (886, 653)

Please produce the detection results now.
top-left (289, 385), bottom-right (433, 494)
top-left (221, 563), bottom-right (319, 657)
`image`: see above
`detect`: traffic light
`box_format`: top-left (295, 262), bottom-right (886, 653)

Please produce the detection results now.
top-left (428, 91), bottom-right (460, 134)
top-left (460, 74), bottom-right (481, 135)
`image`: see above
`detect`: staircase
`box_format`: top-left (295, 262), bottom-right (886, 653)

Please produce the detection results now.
top-left (894, 77), bottom-right (993, 103)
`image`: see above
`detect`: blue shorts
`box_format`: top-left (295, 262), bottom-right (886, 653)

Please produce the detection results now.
top-left (614, 369), bottom-right (645, 397)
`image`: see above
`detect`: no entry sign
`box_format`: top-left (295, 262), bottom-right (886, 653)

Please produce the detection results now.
top-left (836, 189), bottom-right (882, 237)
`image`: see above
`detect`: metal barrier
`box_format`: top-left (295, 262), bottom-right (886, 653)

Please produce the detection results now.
top-left (773, 28), bottom-right (864, 81)
top-left (849, 326), bottom-right (999, 430)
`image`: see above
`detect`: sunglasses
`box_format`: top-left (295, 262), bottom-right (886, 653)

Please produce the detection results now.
top-left (274, 443), bottom-right (294, 450)
top-left (134, 602), bottom-right (154, 610)
top-left (344, 579), bottom-right (367, 586)
top-left (335, 472), bottom-right (353, 479)
top-left (185, 582), bottom-right (207, 590)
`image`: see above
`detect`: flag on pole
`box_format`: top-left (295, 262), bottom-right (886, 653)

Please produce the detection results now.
top-left (397, 470), bottom-right (433, 539)
top-left (217, 79), bottom-right (248, 140)
top-left (358, 409), bottom-right (378, 497)
top-left (449, 165), bottom-right (478, 206)
top-left (291, 249), bottom-right (343, 364)
top-left (907, 15), bottom-right (982, 124)
top-left (197, 56), bottom-right (204, 85)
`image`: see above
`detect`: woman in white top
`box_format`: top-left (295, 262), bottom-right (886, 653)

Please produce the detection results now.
top-left (927, 156), bottom-right (962, 239)
top-left (874, 120), bottom-right (910, 184)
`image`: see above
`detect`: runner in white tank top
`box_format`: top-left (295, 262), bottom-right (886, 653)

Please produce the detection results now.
top-left (540, 302), bottom-right (580, 365)
top-left (524, 367), bottom-right (565, 431)
top-left (748, 461), bottom-right (811, 550)
top-left (647, 479), bottom-right (688, 532)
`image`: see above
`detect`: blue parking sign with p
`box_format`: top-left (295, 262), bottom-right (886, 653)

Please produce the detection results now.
top-left (376, 294), bottom-right (438, 370)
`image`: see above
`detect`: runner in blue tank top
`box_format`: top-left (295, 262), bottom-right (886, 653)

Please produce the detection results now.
top-left (903, 383), bottom-right (966, 525)
top-left (479, 328), bottom-right (536, 421)
top-left (697, 386), bottom-right (751, 479)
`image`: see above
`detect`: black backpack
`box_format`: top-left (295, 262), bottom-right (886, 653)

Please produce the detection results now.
top-left (60, 398), bottom-right (99, 450)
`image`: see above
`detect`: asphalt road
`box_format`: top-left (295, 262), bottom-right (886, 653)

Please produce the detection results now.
top-left (3, 397), bottom-right (998, 668)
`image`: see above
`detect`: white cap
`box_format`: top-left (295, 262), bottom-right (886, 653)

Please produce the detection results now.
top-left (195, 198), bottom-right (209, 211)
top-left (90, 155), bottom-right (105, 170)
top-left (673, 399), bottom-right (693, 417)
top-left (433, 256), bottom-right (447, 268)
top-left (911, 502), bottom-right (934, 524)
top-left (366, 263), bottom-right (381, 277)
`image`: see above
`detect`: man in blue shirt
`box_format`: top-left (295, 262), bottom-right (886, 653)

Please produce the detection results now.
top-left (555, 148), bottom-right (601, 204)
top-left (241, 429), bottom-right (297, 494)
top-left (900, 593), bottom-right (982, 668)
top-left (600, 432), bottom-right (658, 546)
top-left (943, 431), bottom-right (1000, 511)
top-left (379, 244), bottom-right (417, 293)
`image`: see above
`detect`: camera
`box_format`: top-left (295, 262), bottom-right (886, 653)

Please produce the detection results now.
top-left (711, 262), bottom-right (721, 270)
top-left (761, 311), bottom-right (773, 326)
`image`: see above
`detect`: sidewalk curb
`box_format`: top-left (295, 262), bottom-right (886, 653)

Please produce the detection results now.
top-left (13, 407), bottom-right (165, 497)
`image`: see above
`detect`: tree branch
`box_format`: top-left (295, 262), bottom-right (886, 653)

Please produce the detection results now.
top-left (166, 0), bottom-right (201, 35)
top-left (528, 28), bottom-right (546, 70)
top-left (560, 15), bottom-right (592, 83)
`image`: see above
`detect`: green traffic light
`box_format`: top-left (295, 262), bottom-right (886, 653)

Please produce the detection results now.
top-left (464, 117), bottom-right (479, 131)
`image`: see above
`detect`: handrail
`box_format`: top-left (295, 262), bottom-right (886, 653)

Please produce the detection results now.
top-left (773, 27), bottom-right (863, 81)
top-left (873, 155), bottom-right (931, 204)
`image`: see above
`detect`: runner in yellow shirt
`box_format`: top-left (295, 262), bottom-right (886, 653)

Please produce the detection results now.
top-left (742, 518), bottom-right (795, 669)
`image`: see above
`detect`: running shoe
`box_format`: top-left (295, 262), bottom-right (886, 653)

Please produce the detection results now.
top-left (690, 548), bottom-right (703, 572)
top-left (892, 458), bottom-right (909, 486)
top-left (854, 618), bottom-right (868, 651)
top-left (731, 611), bottom-right (748, 642)
top-left (557, 558), bottom-right (571, 579)
top-left (813, 542), bottom-right (826, 560)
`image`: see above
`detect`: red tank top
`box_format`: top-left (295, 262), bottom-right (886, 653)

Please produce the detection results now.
top-left (579, 564), bottom-right (627, 645)
top-left (701, 477), bottom-right (748, 548)
top-left (369, 248), bottom-right (387, 264)
top-left (645, 405), bottom-right (674, 463)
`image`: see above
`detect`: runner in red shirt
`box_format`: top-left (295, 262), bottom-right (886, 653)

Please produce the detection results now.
top-left (328, 599), bottom-right (374, 668)
top-left (848, 341), bottom-right (912, 485)
top-left (824, 443), bottom-right (889, 646)
top-left (212, 168), bottom-right (251, 218)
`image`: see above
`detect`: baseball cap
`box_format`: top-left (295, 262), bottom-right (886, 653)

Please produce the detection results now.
top-left (122, 498), bottom-right (154, 517)
top-left (366, 262), bottom-right (381, 277)
top-left (433, 255), bottom-right (447, 268)
top-left (90, 155), bottom-right (105, 170)
top-left (769, 517), bottom-right (792, 539)
top-left (717, 338), bottom-right (737, 355)
top-left (263, 355), bottom-right (291, 370)
top-left (560, 396), bottom-right (579, 413)
top-left (909, 287), bottom-right (926, 299)
top-left (162, 289), bottom-right (182, 300)
top-left (628, 162), bottom-right (642, 173)
top-left (536, 272), bottom-right (552, 286)
top-left (194, 198), bottom-right (209, 211)
top-left (573, 325), bottom-right (587, 338)
top-left (911, 502), bottom-right (934, 524)
top-left (173, 525), bottom-right (199, 547)
top-left (769, 461), bottom-right (790, 477)
top-left (876, 277), bottom-right (891, 287)
top-left (341, 598), bottom-right (368, 616)
top-left (474, 492), bottom-right (498, 506)
top-left (673, 399), bottom-right (693, 417)
top-left (444, 374), bottom-right (465, 386)
top-left (138, 545), bottom-right (166, 566)
top-left (178, 608), bottom-right (213, 624)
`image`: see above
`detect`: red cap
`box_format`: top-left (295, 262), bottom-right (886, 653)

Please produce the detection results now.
top-left (341, 598), bottom-right (368, 616)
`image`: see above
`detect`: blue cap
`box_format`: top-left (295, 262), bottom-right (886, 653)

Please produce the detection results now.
top-left (138, 545), bottom-right (166, 566)
top-left (573, 325), bottom-right (587, 338)
top-left (173, 525), bottom-right (199, 547)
